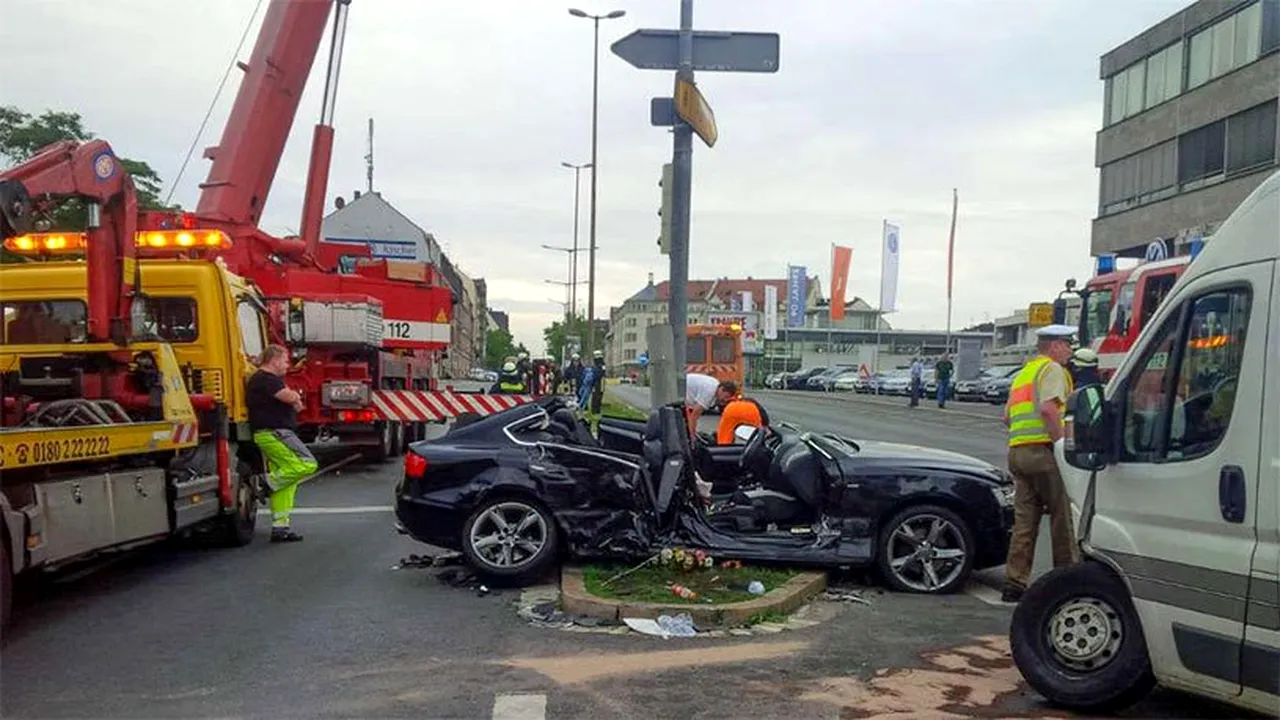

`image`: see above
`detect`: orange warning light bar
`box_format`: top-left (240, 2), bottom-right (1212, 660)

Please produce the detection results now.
top-left (3, 229), bottom-right (232, 255)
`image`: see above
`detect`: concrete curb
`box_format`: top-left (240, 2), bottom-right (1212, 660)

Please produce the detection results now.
top-left (561, 566), bottom-right (828, 627)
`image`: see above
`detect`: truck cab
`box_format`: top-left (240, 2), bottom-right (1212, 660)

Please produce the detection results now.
top-left (1, 257), bottom-right (267, 429)
top-left (1010, 170), bottom-right (1280, 716)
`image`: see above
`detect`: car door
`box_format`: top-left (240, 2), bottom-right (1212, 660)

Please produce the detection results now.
top-left (1241, 266), bottom-right (1280, 710)
top-left (1092, 261), bottom-right (1271, 701)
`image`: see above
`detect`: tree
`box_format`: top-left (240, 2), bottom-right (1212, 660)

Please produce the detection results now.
top-left (543, 314), bottom-right (589, 364)
top-left (484, 327), bottom-right (526, 370)
top-left (0, 106), bottom-right (174, 231)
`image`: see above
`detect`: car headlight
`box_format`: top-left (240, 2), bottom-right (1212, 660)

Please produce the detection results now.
top-left (991, 484), bottom-right (1015, 507)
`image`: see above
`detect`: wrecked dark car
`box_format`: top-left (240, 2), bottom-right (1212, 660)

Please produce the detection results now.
top-left (394, 397), bottom-right (1014, 594)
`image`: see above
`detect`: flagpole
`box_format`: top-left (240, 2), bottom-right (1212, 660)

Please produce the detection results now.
top-left (945, 189), bottom-right (958, 355)
top-left (875, 220), bottom-right (885, 378)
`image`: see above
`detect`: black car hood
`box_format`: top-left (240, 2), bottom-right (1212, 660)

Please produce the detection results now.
top-left (852, 440), bottom-right (1007, 483)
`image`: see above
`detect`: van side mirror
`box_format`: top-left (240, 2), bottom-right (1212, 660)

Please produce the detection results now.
top-left (733, 424), bottom-right (758, 444)
top-left (1065, 385), bottom-right (1109, 470)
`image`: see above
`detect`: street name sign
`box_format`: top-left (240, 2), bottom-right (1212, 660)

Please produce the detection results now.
top-left (611, 29), bottom-right (780, 73)
top-left (675, 78), bottom-right (717, 147)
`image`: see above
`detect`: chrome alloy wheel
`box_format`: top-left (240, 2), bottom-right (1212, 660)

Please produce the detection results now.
top-left (886, 513), bottom-right (968, 592)
top-left (467, 501), bottom-right (548, 570)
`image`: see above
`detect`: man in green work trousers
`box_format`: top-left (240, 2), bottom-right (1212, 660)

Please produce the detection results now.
top-left (247, 344), bottom-right (318, 543)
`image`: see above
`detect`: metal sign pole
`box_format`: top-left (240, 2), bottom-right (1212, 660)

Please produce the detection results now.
top-left (669, 0), bottom-right (694, 402)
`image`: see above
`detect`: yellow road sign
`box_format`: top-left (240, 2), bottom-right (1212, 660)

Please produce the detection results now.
top-left (675, 78), bottom-right (718, 148)
top-left (1027, 302), bottom-right (1054, 328)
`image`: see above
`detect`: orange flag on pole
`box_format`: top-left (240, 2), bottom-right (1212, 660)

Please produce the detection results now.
top-left (830, 244), bottom-right (853, 320)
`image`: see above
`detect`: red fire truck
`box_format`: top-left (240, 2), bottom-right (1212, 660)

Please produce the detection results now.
top-left (1075, 255), bottom-right (1192, 381)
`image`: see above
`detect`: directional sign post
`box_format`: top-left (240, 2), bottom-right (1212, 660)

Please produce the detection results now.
top-left (611, 0), bottom-right (779, 405)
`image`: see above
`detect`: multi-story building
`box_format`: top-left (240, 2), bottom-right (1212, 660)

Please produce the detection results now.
top-left (1093, 0), bottom-right (1279, 259)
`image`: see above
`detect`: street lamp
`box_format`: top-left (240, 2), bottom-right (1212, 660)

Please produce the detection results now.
top-left (568, 7), bottom-right (625, 358)
top-left (559, 160), bottom-right (590, 316)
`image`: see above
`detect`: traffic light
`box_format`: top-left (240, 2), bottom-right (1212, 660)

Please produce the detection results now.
top-left (657, 162), bottom-right (673, 255)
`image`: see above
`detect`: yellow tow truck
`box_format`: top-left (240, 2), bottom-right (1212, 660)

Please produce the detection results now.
top-left (0, 140), bottom-right (268, 630)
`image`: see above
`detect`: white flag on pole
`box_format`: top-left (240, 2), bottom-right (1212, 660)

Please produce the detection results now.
top-left (880, 222), bottom-right (901, 313)
top-left (763, 285), bottom-right (778, 340)
top-left (741, 290), bottom-right (754, 313)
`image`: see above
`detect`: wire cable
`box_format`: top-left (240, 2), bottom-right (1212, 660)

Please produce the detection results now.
top-left (164, 0), bottom-right (266, 207)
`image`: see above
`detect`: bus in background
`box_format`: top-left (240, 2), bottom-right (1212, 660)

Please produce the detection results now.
top-left (686, 323), bottom-right (744, 390)
top-left (1074, 254), bottom-right (1192, 381)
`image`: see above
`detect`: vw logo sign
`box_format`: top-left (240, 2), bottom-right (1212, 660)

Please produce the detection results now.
top-left (887, 231), bottom-right (899, 254)
top-left (1145, 239), bottom-right (1168, 261)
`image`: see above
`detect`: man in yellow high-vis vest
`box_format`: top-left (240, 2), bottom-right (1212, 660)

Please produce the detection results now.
top-left (1001, 324), bottom-right (1079, 602)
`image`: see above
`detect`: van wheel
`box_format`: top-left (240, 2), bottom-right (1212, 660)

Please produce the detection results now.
top-left (1011, 562), bottom-right (1155, 713)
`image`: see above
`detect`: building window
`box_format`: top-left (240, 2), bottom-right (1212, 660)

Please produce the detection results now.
top-left (625, 317), bottom-right (637, 327)
top-left (1178, 119), bottom-right (1226, 185)
top-left (1226, 100), bottom-right (1278, 175)
top-left (1100, 140), bottom-right (1176, 214)
top-left (624, 332), bottom-right (637, 343)
top-left (624, 349), bottom-right (637, 360)
top-left (1143, 42), bottom-right (1183, 109)
top-left (1188, 2), bottom-right (1263, 90)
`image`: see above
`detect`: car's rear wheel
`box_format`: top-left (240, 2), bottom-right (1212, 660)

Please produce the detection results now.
top-left (461, 497), bottom-right (559, 585)
top-left (1011, 562), bottom-right (1155, 713)
top-left (876, 504), bottom-right (974, 594)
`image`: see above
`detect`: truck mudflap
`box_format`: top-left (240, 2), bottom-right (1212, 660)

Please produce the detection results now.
top-left (369, 391), bottom-right (533, 423)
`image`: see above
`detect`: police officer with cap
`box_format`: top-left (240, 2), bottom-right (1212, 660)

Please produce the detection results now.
top-left (1000, 323), bottom-right (1079, 602)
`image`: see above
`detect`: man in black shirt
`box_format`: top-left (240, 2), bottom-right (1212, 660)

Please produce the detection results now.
top-left (248, 344), bottom-right (318, 543)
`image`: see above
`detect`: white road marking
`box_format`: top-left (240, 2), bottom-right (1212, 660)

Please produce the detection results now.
top-left (492, 693), bottom-right (547, 720)
top-left (964, 581), bottom-right (1014, 607)
top-left (256, 505), bottom-right (393, 515)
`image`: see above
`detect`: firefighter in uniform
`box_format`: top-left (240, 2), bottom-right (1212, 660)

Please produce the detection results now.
top-left (1001, 324), bottom-right (1079, 602)
top-left (491, 361), bottom-right (527, 394)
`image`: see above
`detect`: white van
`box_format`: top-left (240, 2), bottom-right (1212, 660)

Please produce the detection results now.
top-left (1009, 168), bottom-right (1279, 717)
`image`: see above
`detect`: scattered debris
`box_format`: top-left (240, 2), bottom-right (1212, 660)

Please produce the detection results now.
top-left (821, 588), bottom-right (871, 605)
top-left (390, 551), bottom-right (463, 571)
top-left (656, 613), bottom-right (697, 637)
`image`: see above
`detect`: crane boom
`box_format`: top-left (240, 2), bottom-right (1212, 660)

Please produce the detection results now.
top-left (195, 0), bottom-right (334, 228)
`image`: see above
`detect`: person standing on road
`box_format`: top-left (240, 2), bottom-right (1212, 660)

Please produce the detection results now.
top-left (908, 357), bottom-right (924, 407)
top-left (565, 353), bottom-right (583, 395)
top-left (1069, 347), bottom-right (1101, 389)
top-left (247, 344), bottom-right (319, 543)
top-left (491, 361), bottom-right (526, 394)
top-left (934, 354), bottom-right (954, 408)
top-left (1001, 324), bottom-right (1079, 602)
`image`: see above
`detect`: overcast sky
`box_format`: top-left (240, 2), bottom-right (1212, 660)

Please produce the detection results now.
top-left (7, 0), bottom-right (1186, 353)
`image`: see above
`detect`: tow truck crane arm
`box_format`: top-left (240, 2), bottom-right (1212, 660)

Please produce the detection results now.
top-left (0, 140), bottom-right (138, 344)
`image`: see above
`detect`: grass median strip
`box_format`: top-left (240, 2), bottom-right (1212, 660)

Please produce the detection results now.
top-left (582, 562), bottom-right (798, 604)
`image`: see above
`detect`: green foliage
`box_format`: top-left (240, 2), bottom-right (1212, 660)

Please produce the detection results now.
top-left (0, 106), bottom-right (176, 232)
top-left (581, 562), bottom-right (797, 605)
top-left (543, 313), bottom-right (589, 363)
top-left (483, 327), bottom-right (526, 370)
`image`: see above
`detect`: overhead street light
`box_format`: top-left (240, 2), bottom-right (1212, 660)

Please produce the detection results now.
top-left (567, 7), bottom-right (626, 358)
top-left (559, 161), bottom-right (590, 317)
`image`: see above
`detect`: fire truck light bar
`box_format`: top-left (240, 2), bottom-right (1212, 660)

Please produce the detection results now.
top-left (3, 229), bottom-right (233, 254)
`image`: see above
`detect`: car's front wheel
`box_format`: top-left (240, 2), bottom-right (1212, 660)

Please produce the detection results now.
top-left (461, 497), bottom-right (559, 585)
top-left (877, 504), bottom-right (974, 594)
top-left (1011, 562), bottom-right (1155, 713)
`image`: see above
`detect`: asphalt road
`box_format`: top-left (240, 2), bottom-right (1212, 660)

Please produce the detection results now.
top-left (1, 399), bottom-right (1243, 719)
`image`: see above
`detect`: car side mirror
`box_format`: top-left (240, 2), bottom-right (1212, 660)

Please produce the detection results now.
top-left (733, 424), bottom-right (758, 444)
top-left (1065, 385), bottom-right (1109, 470)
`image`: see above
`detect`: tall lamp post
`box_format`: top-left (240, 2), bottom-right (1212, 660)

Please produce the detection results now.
top-left (568, 7), bottom-right (625, 358)
top-left (542, 243), bottom-right (585, 318)
top-left (557, 159), bottom-right (590, 314)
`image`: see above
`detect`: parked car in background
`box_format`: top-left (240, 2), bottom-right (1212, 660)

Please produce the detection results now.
top-left (854, 373), bottom-right (885, 394)
top-left (786, 367), bottom-right (827, 389)
top-left (983, 365), bottom-right (1023, 404)
top-left (954, 364), bottom-right (1020, 402)
top-left (832, 370), bottom-right (861, 392)
top-left (878, 369), bottom-right (913, 396)
top-left (807, 366), bottom-right (854, 391)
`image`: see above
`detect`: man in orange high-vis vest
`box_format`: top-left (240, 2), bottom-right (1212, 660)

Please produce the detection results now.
top-left (1001, 324), bottom-right (1079, 602)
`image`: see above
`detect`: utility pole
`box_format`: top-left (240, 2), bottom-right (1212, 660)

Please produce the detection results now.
top-left (669, 0), bottom-right (694, 400)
